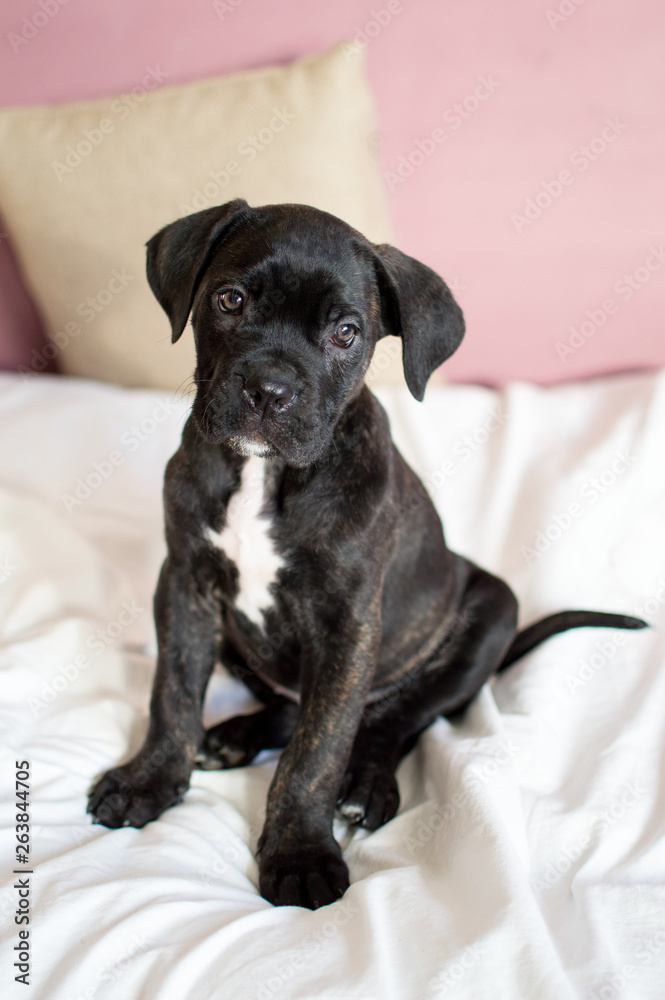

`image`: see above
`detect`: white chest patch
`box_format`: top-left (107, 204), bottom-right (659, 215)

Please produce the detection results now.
top-left (205, 455), bottom-right (284, 628)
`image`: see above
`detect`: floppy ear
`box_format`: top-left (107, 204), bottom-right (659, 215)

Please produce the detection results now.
top-left (372, 244), bottom-right (465, 401)
top-left (146, 199), bottom-right (250, 343)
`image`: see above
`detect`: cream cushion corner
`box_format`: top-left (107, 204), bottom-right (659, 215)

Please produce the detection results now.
top-left (0, 42), bottom-right (404, 389)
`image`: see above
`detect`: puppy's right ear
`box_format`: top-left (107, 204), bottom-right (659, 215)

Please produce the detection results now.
top-left (146, 199), bottom-right (250, 343)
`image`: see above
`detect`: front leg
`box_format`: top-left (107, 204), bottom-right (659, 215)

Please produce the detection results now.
top-left (258, 596), bottom-right (381, 909)
top-left (88, 554), bottom-right (219, 828)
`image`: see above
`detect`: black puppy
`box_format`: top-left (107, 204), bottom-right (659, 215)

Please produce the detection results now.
top-left (88, 200), bottom-right (646, 909)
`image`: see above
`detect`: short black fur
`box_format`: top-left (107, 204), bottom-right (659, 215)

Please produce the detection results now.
top-left (88, 201), bottom-right (647, 909)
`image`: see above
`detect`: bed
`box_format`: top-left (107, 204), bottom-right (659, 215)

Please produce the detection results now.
top-left (1, 367), bottom-right (663, 1000)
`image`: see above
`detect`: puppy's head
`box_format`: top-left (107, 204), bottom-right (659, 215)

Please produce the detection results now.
top-left (147, 200), bottom-right (464, 467)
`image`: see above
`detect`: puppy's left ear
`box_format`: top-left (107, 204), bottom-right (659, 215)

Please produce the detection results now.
top-left (146, 199), bottom-right (250, 343)
top-left (372, 244), bottom-right (465, 401)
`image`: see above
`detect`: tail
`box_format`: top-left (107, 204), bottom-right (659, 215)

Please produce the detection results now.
top-left (498, 611), bottom-right (649, 671)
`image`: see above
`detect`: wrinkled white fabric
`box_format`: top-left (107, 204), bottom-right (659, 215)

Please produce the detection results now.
top-left (0, 370), bottom-right (663, 1000)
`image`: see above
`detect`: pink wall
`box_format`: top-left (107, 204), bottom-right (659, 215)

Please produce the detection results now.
top-left (1, 0), bottom-right (663, 385)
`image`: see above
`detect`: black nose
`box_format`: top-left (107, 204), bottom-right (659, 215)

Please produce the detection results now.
top-left (243, 374), bottom-right (296, 415)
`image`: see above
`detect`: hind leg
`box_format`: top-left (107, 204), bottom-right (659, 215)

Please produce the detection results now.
top-left (195, 639), bottom-right (300, 769)
top-left (195, 698), bottom-right (299, 769)
top-left (338, 566), bottom-right (517, 829)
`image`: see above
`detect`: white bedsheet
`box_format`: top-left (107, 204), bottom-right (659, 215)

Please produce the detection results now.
top-left (0, 370), bottom-right (663, 1000)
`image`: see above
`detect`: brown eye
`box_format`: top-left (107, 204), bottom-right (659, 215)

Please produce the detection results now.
top-left (218, 288), bottom-right (244, 313)
top-left (332, 323), bottom-right (357, 348)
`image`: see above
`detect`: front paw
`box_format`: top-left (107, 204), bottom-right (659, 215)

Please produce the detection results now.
top-left (87, 761), bottom-right (189, 829)
top-left (259, 840), bottom-right (349, 909)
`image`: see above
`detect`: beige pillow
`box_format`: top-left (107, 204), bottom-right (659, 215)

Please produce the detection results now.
top-left (0, 43), bottom-right (402, 389)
